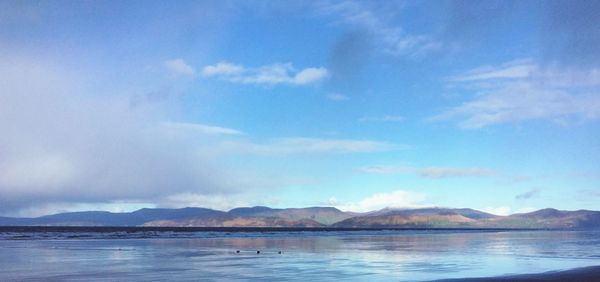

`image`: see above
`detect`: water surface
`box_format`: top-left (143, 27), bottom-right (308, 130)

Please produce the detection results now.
top-left (1, 230), bottom-right (599, 281)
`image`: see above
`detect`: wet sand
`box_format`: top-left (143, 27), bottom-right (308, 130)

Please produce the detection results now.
top-left (434, 265), bottom-right (600, 281)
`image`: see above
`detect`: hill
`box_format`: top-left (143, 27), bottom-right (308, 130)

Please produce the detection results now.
top-left (1, 206), bottom-right (599, 229)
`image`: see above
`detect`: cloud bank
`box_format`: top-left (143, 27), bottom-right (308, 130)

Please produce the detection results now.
top-left (0, 56), bottom-right (239, 215)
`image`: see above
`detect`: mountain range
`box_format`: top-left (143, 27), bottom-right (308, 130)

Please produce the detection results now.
top-left (1, 207), bottom-right (599, 229)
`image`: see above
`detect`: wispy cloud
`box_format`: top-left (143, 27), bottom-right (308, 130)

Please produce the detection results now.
top-left (317, 1), bottom-right (440, 58)
top-left (359, 165), bottom-right (494, 179)
top-left (515, 188), bottom-right (540, 200)
top-left (359, 115), bottom-right (404, 123)
top-left (221, 138), bottom-right (404, 156)
top-left (164, 58), bottom-right (196, 77)
top-left (160, 121), bottom-right (243, 136)
top-left (447, 59), bottom-right (537, 82)
top-left (419, 167), bottom-right (494, 179)
top-left (359, 165), bottom-right (412, 174)
top-left (327, 92), bottom-right (350, 101)
top-left (201, 61), bottom-right (244, 76)
top-left (202, 61), bottom-right (329, 86)
top-left (330, 190), bottom-right (428, 212)
top-left (435, 59), bottom-right (600, 128)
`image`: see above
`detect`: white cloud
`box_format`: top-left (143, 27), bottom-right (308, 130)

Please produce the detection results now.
top-left (333, 190), bottom-right (428, 213)
top-left (327, 92), bottom-right (349, 101)
top-left (359, 165), bottom-right (494, 179)
top-left (220, 137), bottom-right (404, 155)
top-left (448, 60), bottom-right (537, 81)
top-left (436, 60), bottom-right (600, 128)
top-left (359, 115), bottom-right (404, 122)
top-left (481, 206), bottom-right (512, 216)
top-left (159, 121), bottom-right (243, 136)
top-left (358, 165), bottom-right (412, 174)
top-left (515, 207), bottom-right (537, 214)
top-left (202, 61), bottom-right (329, 86)
top-left (481, 207), bottom-right (537, 216)
top-left (201, 61), bottom-right (244, 76)
top-left (419, 167), bottom-right (494, 179)
top-left (293, 67), bottom-right (329, 84)
top-left (164, 58), bottom-right (196, 76)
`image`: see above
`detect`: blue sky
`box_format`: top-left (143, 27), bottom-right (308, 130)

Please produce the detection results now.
top-left (1, 0), bottom-right (599, 216)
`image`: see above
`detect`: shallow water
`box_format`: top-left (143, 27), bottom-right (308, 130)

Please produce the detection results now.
top-left (1, 230), bottom-right (599, 281)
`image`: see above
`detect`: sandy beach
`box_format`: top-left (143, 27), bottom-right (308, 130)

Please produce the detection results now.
top-left (434, 265), bottom-right (600, 282)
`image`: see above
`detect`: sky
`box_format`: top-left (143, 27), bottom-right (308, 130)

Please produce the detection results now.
top-left (1, 0), bottom-right (599, 217)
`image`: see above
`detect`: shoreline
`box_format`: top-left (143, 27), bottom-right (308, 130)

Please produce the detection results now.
top-left (0, 226), bottom-right (559, 233)
top-left (432, 265), bottom-right (600, 282)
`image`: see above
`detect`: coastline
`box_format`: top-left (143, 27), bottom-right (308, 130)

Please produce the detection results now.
top-left (432, 265), bottom-right (600, 282)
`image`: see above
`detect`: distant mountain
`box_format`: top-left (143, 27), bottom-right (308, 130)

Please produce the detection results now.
top-left (1, 206), bottom-right (599, 229)
top-left (369, 207), bottom-right (497, 219)
top-left (0, 206), bottom-right (351, 227)
top-left (333, 208), bottom-right (600, 229)
top-left (229, 206), bottom-right (352, 225)
top-left (228, 206), bottom-right (277, 216)
top-left (482, 208), bottom-right (600, 229)
top-left (0, 208), bottom-right (230, 226)
top-left (144, 217), bottom-right (325, 227)
top-left (332, 208), bottom-right (495, 228)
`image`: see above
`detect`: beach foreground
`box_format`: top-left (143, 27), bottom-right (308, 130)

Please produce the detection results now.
top-left (434, 265), bottom-right (600, 281)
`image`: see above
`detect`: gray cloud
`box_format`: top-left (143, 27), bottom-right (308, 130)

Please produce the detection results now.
top-left (515, 188), bottom-right (540, 200)
top-left (0, 55), bottom-right (236, 215)
top-left (327, 30), bottom-right (373, 93)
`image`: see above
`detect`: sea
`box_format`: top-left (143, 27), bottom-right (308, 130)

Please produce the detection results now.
top-left (0, 228), bottom-right (599, 281)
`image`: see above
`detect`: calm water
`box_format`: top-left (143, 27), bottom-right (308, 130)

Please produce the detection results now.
top-left (1, 230), bottom-right (599, 281)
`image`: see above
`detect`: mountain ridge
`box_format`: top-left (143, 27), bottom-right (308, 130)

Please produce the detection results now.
top-left (1, 206), bottom-right (599, 229)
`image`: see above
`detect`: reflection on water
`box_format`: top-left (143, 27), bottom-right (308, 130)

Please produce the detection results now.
top-left (1, 230), bottom-right (599, 281)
